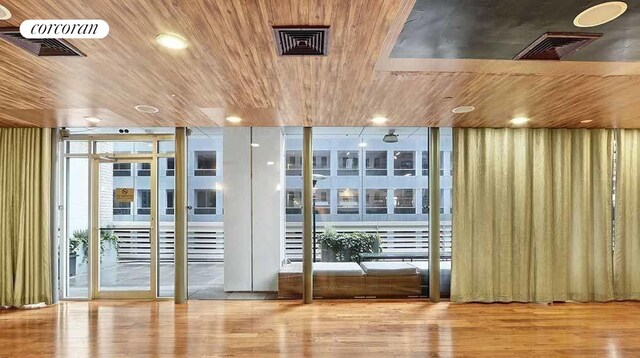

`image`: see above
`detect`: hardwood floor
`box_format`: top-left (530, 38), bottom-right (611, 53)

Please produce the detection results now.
top-left (2, 300), bottom-right (640, 357)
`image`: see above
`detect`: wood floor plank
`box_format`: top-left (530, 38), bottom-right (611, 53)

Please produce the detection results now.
top-left (1, 300), bottom-right (640, 357)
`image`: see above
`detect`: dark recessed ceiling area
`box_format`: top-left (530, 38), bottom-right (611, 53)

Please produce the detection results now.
top-left (391, 0), bottom-right (640, 61)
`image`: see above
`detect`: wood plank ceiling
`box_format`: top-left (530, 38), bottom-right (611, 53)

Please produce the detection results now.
top-left (1, 0), bottom-right (640, 128)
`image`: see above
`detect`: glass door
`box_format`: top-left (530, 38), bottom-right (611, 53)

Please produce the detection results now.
top-left (92, 157), bottom-right (157, 299)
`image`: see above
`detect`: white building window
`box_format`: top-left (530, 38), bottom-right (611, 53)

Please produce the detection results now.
top-left (286, 190), bottom-right (302, 214)
top-left (394, 189), bottom-right (415, 214)
top-left (337, 188), bottom-right (359, 214)
top-left (314, 189), bottom-right (330, 214)
top-left (194, 189), bottom-right (216, 214)
top-left (366, 151), bottom-right (387, 176)
top-left (166, 158), bottom-right (175, 177)
top-left (137, 189), bottom-right (151, 215)
top-left (313, 151), bottom-right (330, 176)
top-left (337, 151), bottom-right (359, 176)
top-left (366, 189), bottom-right (387, 214)
top-left (195, 151), bottom-right (216, 176)
top-left (166, 189), bottom-right (174, 215)
top-left (394, 151), bottom-right (415, 176)
top-left (286, 151), bottom-right (302, 176)
top-left (113, 163), bottom-right (131, 177)
top-left (137, 163), bottom-right (151, 177)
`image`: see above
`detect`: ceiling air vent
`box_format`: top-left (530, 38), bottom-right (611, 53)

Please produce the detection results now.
top-left (273, 26), bottom-right (329, 56)
top-left (0, 27), bottom-right (85, 57)
top-left (513, 32), bottom-right (601, 60)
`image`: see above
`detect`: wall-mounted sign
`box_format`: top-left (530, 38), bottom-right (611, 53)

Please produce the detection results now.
top-left (115, 188), bottom-right (134, 203)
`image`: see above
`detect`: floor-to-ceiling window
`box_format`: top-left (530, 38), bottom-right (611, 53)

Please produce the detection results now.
top-left (62, 141), bottom-right (90, 298)
top-left (283, 127), bottom-right (436, 298)
top-left (439, 128), bottom-right (453, 297)
top-left (187, 128), bottom-right (224, 299)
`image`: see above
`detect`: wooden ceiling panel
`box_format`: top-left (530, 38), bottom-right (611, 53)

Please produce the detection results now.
top-left (0, 0), bottom-right (640, 128)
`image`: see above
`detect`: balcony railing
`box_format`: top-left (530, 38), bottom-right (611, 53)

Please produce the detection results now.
top-left (112, 221), bottom-right (453, 263)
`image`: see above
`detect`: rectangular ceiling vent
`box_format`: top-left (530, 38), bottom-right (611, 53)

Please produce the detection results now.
top-left (513, 32), bottom-right (601, 60)
top-left (0, 27), bottom-right (85, 57)
top-left (273, 26), bottom-right (329, 56)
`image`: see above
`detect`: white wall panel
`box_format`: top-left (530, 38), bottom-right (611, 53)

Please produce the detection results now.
top-left (251, 127), bottom-right (284, 291)
top-left (223, 128), bottom-right (253, 291)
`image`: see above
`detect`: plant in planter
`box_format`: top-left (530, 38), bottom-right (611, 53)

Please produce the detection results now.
top-left (69, 229), bottom-right (120, 265)
top-left (318, 226), bottom-right (381, 262)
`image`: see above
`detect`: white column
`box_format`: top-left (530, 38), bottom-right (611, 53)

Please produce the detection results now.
top-left (223, 128), bottom-right (253, 291)
top-left (251, 127), bottom-right (285, 291)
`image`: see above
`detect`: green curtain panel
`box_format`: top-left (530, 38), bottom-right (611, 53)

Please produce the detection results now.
top-left (452, 128), bottom-right (614, 303)
top-left (0, 128), bottom-right (52, 307)
top-left (615, 130), bottom-right (640, 300)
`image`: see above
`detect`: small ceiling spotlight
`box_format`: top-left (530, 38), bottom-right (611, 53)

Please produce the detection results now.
top-left (267, 161), bottom-right (275, 166)
top-left (250, 143), bottom-right (260, 148)
top-left (0, 5), bottom-right (12, 20)
top-left (580, 119), bottom-right (594, 124)
top-left (155, 33), bottom-right (188, 50)
top-left (135, 105), bottom-right (159, 114)
top-left (371, 116), bottom-right (388, 125)
top-left (358, 141), bottom-right (368, 147)
top-left (225, 116), bottom-right (242, 124)
top-left (83, 116), bottom-right (102, 123)
top-left (510, 117), bottom-right (530, 125)
top-left (452, 106), bottom-right (475, 114)
top-left (574, 2), bottom-right (627, 28)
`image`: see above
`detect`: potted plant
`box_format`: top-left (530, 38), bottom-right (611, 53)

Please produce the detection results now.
top-left (318, 226), bottom-right (381, 262)
top-left (68, 236), bottom-right (80, 277)
top-left (69, 229), bottom-right (120, 268)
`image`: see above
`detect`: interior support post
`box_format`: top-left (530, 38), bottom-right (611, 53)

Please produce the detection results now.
top-left (175, 127), bottom-right (188, 303)
top-left (429, 127), bottom-right (441, 302)
top-left (50, 129), bottom-right (60, 303)
top-left (302, 126), bottom-right (314, 304)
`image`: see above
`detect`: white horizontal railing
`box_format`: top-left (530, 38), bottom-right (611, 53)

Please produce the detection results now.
top-left (284, 221), bottom-right (452, 262)
top-left (110, 221), bottom-right (452, 263)
top-left (108, 222), bottom-right (224, 263)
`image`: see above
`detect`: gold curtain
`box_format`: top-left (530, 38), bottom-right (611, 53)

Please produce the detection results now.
top-left (0, 128), bottom-right (52, 307)
top-left (615, 129), bottom-right (640, 300)
top-left (452, 128), bottom-right (614, 302)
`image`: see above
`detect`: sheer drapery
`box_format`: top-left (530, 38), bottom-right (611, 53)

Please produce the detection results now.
top-left (614, 129), bottom-right (640, 300)
top-left (0, 128), bottom-right (52, 307)
top-left (452, 128), bottom-right (613, 302)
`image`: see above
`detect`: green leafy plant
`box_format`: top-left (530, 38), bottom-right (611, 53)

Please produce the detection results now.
top-left (318, 227), bottom-right (381, 262)
top-left (69, 229), bottom-right (120, 262)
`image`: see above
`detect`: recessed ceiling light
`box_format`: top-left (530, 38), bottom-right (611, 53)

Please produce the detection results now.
top-left (358, 141), bottom-right (368, 147)
top-left (371, 116), bottom-right (388, 125)
top-left (574, 2), bottom-right (627, 28)
top-left (225, 116), bottom-right (242, 124)
top-left (250, 143), bottom-right (260, 148)
top-left (511, 117), bottom-right (530, 125)
top-left (155, 33), bottom-right (188, 50)
top-left (267, 161), bottom-right (275, 166)
top-left (452, 106), bottom-right (475, 114)
top-left (135, 105), bottom-right (159, 114)
top-left (0, 5), bottom-right (11, 20)
top-left (581, 119), bottom-right (594, 123)
top-left (83, 116), bottom-right (102, 123)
